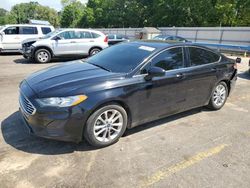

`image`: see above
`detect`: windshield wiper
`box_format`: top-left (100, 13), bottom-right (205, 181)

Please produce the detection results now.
top-left (88, 62), bottom-right (112, 72)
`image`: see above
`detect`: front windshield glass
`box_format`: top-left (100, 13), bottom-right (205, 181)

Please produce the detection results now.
top-left (86, 43), bottom-right (157, 73)
top-left (41, 29), bottom-right (63, 39)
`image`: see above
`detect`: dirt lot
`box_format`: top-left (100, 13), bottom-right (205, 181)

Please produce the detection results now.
top-left (0, 54), bottom-right (250, 188)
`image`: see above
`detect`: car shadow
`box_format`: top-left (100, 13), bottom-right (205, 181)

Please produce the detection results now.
top-left (1, 107), bottom-right (207, 155)
top-left (0, 52), bottom-right (22, 56)
top-left (238, 71), bottom-right (250, 80)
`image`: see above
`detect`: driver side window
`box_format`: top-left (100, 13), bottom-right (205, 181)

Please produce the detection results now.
top-left (151, 47), bottom-right (184, 71)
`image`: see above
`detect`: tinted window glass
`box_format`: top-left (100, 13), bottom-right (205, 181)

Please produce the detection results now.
top-left (4, 26), bottom-right (19, 35)
top-left (92, 32), bottom-right (101, 38)
top-left (116, 34), bottom-right (124, 39)
top-left (75, 31), bottom-right (92, 39)
top-left (41, 27), bottom-right (52, 34)
top-left (20, 27), bottom-right (38, 34)
top-left (108, 34), bottom-right (115, 39)
top-left (189, 47), bottom-right (220, 66)
top-left (87, 43), bottom-right (156, 73)
top-left (151, 47), bottom-right (184, 71)
top-left (58, 31), bottom-right (76, 39)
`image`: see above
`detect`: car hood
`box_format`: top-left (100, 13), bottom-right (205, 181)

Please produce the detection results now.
top-left (22, 37), bottom-right (43, 45)
top-left (25, 60), bottom-right (125, 98)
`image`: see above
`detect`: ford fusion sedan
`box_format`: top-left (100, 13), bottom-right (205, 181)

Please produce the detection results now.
top-left (21, 28), bottom-right (108, 63)
top-left (19, 41), bottom-right (237, 147)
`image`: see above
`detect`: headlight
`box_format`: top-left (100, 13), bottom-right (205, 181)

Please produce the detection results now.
top-left (36, 95), bottom-right (87, 107)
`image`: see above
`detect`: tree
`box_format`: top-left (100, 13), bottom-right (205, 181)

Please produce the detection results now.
top-left (7, 2), bottom-right (59, 26)
top-left (60, 1), bottom-right (86, 27)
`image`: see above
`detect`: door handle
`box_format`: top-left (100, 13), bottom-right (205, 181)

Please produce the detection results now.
top-left (70, 41), bottom-right (77, 43)
top-left (176, 73), bottom-right (184, 79)
top-left (89, 40), bottom-right (95, 42)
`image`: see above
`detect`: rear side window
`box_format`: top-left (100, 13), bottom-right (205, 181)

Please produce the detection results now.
top-left (4, 26), bottom-right (19, 35)
top-left (92, 32), bottom-right (101, 38)
top-left (41, 27), bottom-right (52, 34)
top-left (189, 47), bottom-right (220, 66)
top-left (151, 47), bottom-right (184, 71)
top-left (108, 34), bottom-right (115, 39)
top-left (75, 31), bottom-right (92, 39)
top-left (20, 27), bottom-right (38, 35)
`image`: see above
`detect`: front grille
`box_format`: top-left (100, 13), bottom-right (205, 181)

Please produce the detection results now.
top-left (19, 93), bottom-right (36, 115)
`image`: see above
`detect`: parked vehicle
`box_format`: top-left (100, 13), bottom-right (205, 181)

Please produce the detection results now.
top-left (107, 34), bottom-right (129, 45)
top-left (0, 24), bottom-right (54, 52)
top-left (19, 41), bottom-right (238, 147)
top-left (21, 28), bottom-right (109, 63)
top-left (153, 35), bottom-right (189, 43)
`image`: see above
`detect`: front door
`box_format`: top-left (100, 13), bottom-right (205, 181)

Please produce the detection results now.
top-left (1, 26), bottom-right (21, 50)
top-left (128, 47), bottom-right (188, 125)
top-left (52, 31), bottom-right (79, 55)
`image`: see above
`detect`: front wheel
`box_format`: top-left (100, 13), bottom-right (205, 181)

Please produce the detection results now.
top-left (207, 81), bottom-right (228, 110)
top-left (84, 104), bottom-right (128, 147)
top-left (34, 49), bottom-right (51, 63)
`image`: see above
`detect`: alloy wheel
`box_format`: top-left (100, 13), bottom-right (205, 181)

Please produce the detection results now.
top-left (93, 109), bottom-right (123, 142)
top-left (213, 84), bottom-right (227, 107)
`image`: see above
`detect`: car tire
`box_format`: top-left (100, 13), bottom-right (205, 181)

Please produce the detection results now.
top-left (34, 49), bottom-right (51, 63)
top-left (89, 48), bottom-right (101, 56)
top-left (207, 81), bottom-right (228, 110)
top-left (84, 104), bottom-right (128, 147)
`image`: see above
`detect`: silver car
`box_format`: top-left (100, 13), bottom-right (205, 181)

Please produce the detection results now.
top-left (22, 28), bottom-right (109, 63)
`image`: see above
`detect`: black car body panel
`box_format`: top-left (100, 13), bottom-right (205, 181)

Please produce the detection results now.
top-left (19, 41), bottom-right (237, 142)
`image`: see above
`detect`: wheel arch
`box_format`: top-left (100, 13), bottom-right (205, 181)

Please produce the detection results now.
top-left (88, 46), bottom-right (103, 55)
top-left (83, 99), bottom-right (132, 136)
top-left (33, 46), bottom-right (54, 57)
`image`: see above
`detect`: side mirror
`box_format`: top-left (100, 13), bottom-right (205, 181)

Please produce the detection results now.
top-left (0, 31), bottom-right (5, 35)
top-left (236, 57), bottom-right (241, 64)
top-left (145, 67), bottom-right (165, 80)
top-left (53, 36), bottom-right (62, 41)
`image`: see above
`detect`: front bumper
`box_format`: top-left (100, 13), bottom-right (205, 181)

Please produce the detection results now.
top-left (18, 82), bottom-right (88, 143)
top-left (21, 46), bottom-right (34, 59)
top-left (19, 105), bottom-right (87, 143)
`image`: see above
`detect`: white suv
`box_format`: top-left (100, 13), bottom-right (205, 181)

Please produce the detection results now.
top-left (0, 24), bottom-right (54, 52)
top-left (21, 28), bottom-right (109, 63)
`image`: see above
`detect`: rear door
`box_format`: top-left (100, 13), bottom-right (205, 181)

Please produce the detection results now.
top-left (183, 46), bottom-right (221, 109)
top-left (52, 31), bottom-right (79, 55)
top-left (75, 31), bottom-right (94, 55)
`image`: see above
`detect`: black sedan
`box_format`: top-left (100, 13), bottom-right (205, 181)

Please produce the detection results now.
top-left (19, 41), bottom-right (237, 147)
top-left (154, 35), bottom-right (189, 43)
top-left (107, 34), bottom-right (129, 45)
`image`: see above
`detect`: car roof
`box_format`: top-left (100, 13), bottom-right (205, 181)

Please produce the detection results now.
top-left (129, 40), bottom-right (217, 52)
top-left (129, 40), bottom-right (185, 49)
top-left (4, 24), bottom-right (53, 27)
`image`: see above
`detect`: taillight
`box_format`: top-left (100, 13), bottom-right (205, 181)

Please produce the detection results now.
top-left (104, 36), bottom-right (108, 43)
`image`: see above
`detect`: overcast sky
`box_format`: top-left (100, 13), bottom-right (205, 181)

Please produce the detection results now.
top-left (1, 0), bottom-right (88, 11)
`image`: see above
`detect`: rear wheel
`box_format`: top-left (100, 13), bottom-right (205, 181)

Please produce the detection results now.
top-left (34, 49), bottom-right (51, 63)
top-left (84, 104), bottom-right (127, 147)
top-left (89, 48), bottom-right (101, 56)
top-left (208, 81), bottom-right (228, 110)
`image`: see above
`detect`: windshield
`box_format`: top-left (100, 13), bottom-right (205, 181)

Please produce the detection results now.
top-left (86, 43), bottom-right (156, 73)
top-left (41, 29), bottom-right (62, 39)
